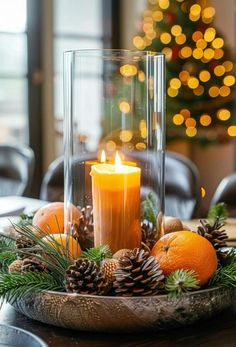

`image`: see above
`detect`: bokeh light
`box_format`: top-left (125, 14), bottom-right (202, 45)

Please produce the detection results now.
top-left (200, 114), bottom-right (212, 126)
top-left (223, 61), bottom-right (233, 72)
top-left (214, 49), bottom-right (224, 59)
top-left (170, 78), bottom-right (181, 89)
top-left (152, 10), bottom-right (163, 22)
top-left (180, 46), bottom-right (192, 58)
top-left (214, 65), bottom-right (225, 77)
top-left (119, 130), bottom-right (133, 142)
top-left (199, 70), bottom-right (211, 82)
top-left (133, 36), bottom-right (145, 50)
top-left (162, 47), bottom-right (172, 61)
top-left (193, 85), bottom-right (204, 96)
top-left (190, 4), bottom-right (201, 16)
top-left (223, 75), bottom-right (235, 87)
top-left (160, 32), bottom-right (172, 44)
top-left (212, 38), bottom-right (224, 49)
top-left (186, 127), bottom-right (197, 137)
top-left (196, 39), bottom-right (207, 49)
top-left (204, 28), bottom-right (216, 42)
top-left (217, 109), bottom-right (231, 121)
top-left (171, 25), bottom-right (182, 36)
top-left (179, 70), bottom-right (190, 83)
top-left (228, 126), bottom-right (236, 136)
top-left (187, 77), bottom-right (199, 89)
top-left (209, 86), bottom-right (219, 97)
top-left (159, 0), bottom-right (170, 10)
top-left (119, 101), bottom-right (130, 113)
top-left (120, 64), bottom-right (138, 77)
top-left (193, 48), bottom-right (203, 59)
top-left (185, 118), bottom-right (196, 127)
top-left (201, 187), bottom-right (206, 198)
top-left (180, 108), bottom-right (191, 119)
top-left (203, 48), bottom-right (215, 60)
top-left (192, 31), bottom-right (203, 42)
top-left (219, 86), bottom-right (231, 97)
top-left (175, 33), bottom-right (186, 45)
top-left (173, 113), bottom-right (184, 125)
top-left (106, 141), bottom-right (116, 152)
top-left (136, 142), bottom-right (147, 150)
top-left (168, 87), bottom-right (178, 97)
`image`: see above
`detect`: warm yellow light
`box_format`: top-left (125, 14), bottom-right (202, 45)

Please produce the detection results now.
top-left (180, 108), bottom-right (190, 119)
top-left (212, 38), bottom-right (224, 49)
top-left (186, 127), bottom-right (197, 137)
top-left (223, 61), bottom-right (233, 72)
top-left (133, 36), bottom-right (145, 50)
top-left (209, 86), bottom-right (219, 97)
top-left (189, 13), bottom-right (200, 22)
top-left (138, 70), bottom-right (145, 82)
top-left (190, 4), bottom-right (201, 16)
top-left (203, 48), bottom-right (214, 60)
top-left (152, 10), bottom-right (163, 22)
top-left (119, 130), bottom-right (133, 143)
top-left (120, 64), bottom-right (138, 77)
top-left (170, 78), bottom-right (181, 89)
top-left (160, 32), bottom-right (172, 44)
top-left (200, 114), bottom-right (212, 126)
top-left (159, 0), bottom-right (170, 10)
top-left (214, 49), bottom-right (224, 60)
top-left (196, 39), bottom-right (207, 49)
top-left (199, 70), bottom-right (211, 82)
top-left (136, 142), bottom-right (147, 150)
top-left (192, 31), bottom-right (203, 42)
top-left (162, 47), bottom-right (172, 61)
top-left (219, 86), bottom-right (231, 97)
top-left (173, 113), bottom-right (184, 125)
top-left (119, 101), bottom-right (130, 113)
top-left (167, 87), bottom-right (178, 97)
top-left (171, 25), bottom-right (182, 36)
top-left (179, 70), bottom-right (190, 83)
top-left (148, 0), bottom-right (158, 4)
top-left (193, 85), bottom-right (204, 96)
top-left (204, 28), bottom-right (216, 42)
top-left (193, 48), bottom-right (203, 59)
top-left (143, 22), bottom-right (153, 33)
top-left (203, 7), bottom-right (215, 19)
top-left (106, 141), bottom-right (116, 152)
top-left (115, 151), bottom-right (122, 167)
top-left (214, 65), bottom-right (225, 77)
top-left (180, 46), bottom-right (192, 58)
top-left (185, 118), bottom-right (196, 127)
top-left (175, 33), bottom-right (186, 45)
top-left (223, 75), bottom-right (235, 87)
top-left (100, 150), bottom-right (106, 163)
top-left (217, 109), bottom-right (231, 121)
top-left (188, 77), bottom-right (199, 89)
top-left (201, 187), bottom-right (206, 198)
top-left (228, 126), bottom-right (236, 137)
top-left (146, 30), bottom-right (156, 40)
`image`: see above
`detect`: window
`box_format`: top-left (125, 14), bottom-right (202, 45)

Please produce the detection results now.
top-left (0, 0), bottom-right (28, 144)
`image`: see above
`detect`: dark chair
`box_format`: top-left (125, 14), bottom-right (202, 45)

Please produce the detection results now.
top-left (210, 173), bottom-right (236, 217)
top-left (0, 144), bottom-right (35, 197)
top-left (40, 151), bottom-right (200, 219)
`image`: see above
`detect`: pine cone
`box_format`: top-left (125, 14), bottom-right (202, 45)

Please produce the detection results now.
top-left (113, 248), bottom-right (164, 296)
top-left (65, 258), bottom-right (108, 295)
top-left (16, 235), bottom-right (37, 259)
top-left (197, 218), bottom-right (228, 250)
top-left (8, 259), bottom-right (23, 273)
top-left (100, 258), bottom-right (119, 284)
top-left (141, 220), bottom-right (158, 250)
top-left (73, 206), bottom-right (94, 250)
top-left (22, 257), bottom-right (48, 272)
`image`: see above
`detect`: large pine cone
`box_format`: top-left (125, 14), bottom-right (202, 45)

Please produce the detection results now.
top-left (65, 258), bottom-right (108, 295)
top-left (16, 235), bottom-right (37, 259)
top-left (22, 257), bottom-right (48, 272)
top-left (73, 206), bottom-right (94, 250)
top-left (197, 218), bottom-right (228, 250)
top-left (113, 248), bottom-right (164, 296)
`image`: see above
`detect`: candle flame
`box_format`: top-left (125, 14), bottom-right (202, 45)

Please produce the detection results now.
top-left (100, 150), bottom-right (106, 163)
top-left (115, 151), bottom-right (122, 168)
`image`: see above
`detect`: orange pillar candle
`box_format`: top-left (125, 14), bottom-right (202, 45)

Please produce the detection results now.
top-left (90, 153), bottom-right (141, 253)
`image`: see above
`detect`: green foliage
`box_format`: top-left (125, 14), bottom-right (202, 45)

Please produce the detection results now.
top-left (141, 192), bottom-right (157, 225)
top-left (0, 235), bottom-right (16, 252)
top-left (0, 271), bottom-right (63, 303)
top-left (0, 251), bottom-right (17, 272)
top-left (218, 248), bottom-right (236, 267)
top-left (207, 203), bottom-right (228, 223)
top-left (209, 263), bottom-right (236, 288)
top-left (81, 245), bottom-right (112, 264)
top-left (165, 269), bottom-right (199, 299)
top-left (17, 213), bottom-right (34, 227)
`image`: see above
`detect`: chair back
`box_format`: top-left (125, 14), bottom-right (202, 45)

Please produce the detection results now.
top-left (0, 144), bottom-right (35, 196)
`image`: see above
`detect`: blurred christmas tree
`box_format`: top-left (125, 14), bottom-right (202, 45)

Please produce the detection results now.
top-left (133, 0), bottom-right (236, 145)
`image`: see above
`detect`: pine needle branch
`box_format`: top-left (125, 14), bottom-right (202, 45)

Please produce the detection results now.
top-left (0, 271), bottom-right (64, 303)
top-left (209, 263), bottom-right (236, 288)
top-left (165, 269), bottom-right (199, 299)
top-left (81, 245), bottom-right (112, 264)
top-left (17, 213), bottom-right (34, 227)
top-left (0, 235), bottom-right (16, 252)
top-left (0, 251), bottom-right (17, 273)
top-left (208, 203), bottom-right (228, 223)
top-left (141, 192), bottom-right (157, 225)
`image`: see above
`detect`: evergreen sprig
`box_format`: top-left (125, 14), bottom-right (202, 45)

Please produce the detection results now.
top-left (0, 251), bottom-right (17, 272)
top-left (17, 213), bottom-right (34, 227)
top-left (209, 263), bottom-right (236, 288)
top-left (0, 235), bottom-right (16, 252)
top-left (141, 192), bottom-right (158, 225)
top-left (0, 271), bottom-right (63, 303)
top-left (165, 269), bottom-right (199, 299)
top-left (208, 203), bottom-right (228, 223)
top-left (218, 248), bottom-right (236, 266)
top-left (81, 245), bottom-right (112, 264)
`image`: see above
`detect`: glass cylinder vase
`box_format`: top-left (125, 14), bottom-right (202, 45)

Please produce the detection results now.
top-left (64, 49), bottom-right (165, 253)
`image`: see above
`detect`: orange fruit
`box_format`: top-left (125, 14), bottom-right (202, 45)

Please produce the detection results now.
top-left (43, 234), bottom-right (81, 260)
top-left (151, 231), bottom-right (217, 286)
top-left (32, 202), bottom-right (81, 234)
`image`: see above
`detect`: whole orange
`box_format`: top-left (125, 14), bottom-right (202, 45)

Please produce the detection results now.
top-left (151, 231), bottom-right (217, 286)
top-left (42, 234), bottom-right (81, 260)
top-left (32, 202), bottom-right (81, 234)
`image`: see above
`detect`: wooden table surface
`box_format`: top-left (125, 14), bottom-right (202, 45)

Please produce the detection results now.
top-left (1, 302), bottom-right (236, 347)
